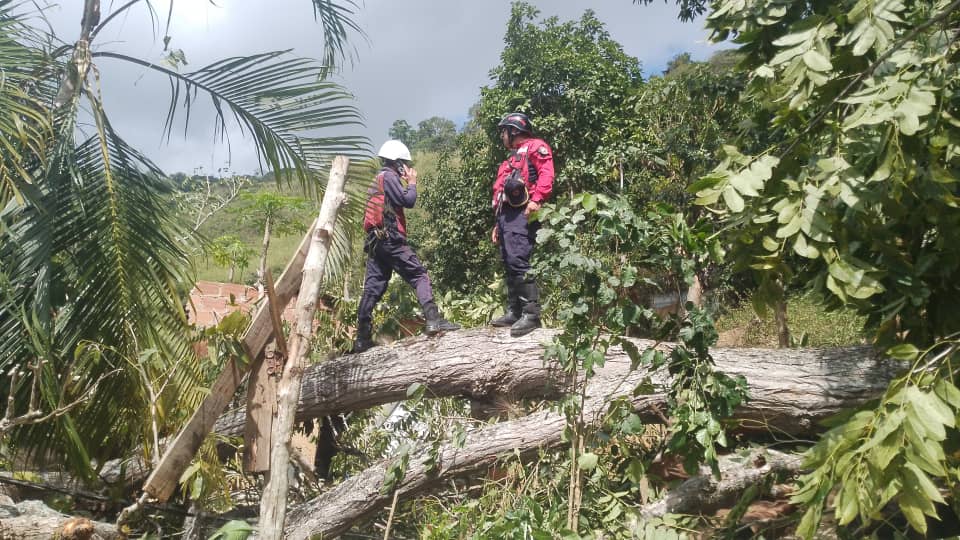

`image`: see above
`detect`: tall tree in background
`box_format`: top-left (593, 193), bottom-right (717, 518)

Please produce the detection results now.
top-left (0, 0), bottom-right (366, 474)
top-left (620, 50), bottom-right (770, 210)
top-left (415, 116), bottom-right (458, 152)
top-left (233, 192), bottom-right (310, 291)
top-left (210, 235), bottom-right (256, 283)
top-left (419, 2), bottom-right (643, 293)
top-left (388, 119), bottom-right (415, 145)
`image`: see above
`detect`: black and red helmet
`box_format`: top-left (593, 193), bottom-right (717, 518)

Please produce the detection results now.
top-left (497, 112), bottom-right (533, 134)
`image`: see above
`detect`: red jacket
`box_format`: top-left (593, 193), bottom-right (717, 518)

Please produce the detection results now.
top-left (492, 137), bottom-right (555, 211)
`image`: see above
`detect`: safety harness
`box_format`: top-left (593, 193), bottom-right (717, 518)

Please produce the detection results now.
top-left (502, 147), bottom-right (540, 208)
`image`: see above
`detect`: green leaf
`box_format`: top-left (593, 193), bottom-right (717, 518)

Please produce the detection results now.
top-left (933, 379), bottom-right (960, 409)
top-left (721, 185), bottom-right (745, 213)
top-left (776, 214), bottom-right (802, 238)
top-left (898, 490), bottom-right (929, 536)
top-left (582, 193), bottom-right (598, 211)
top-left (903, 462), bottom-right (945, 505)
top-left (887, 344), bottom-right (919, 361)
top-left (837, 473), bottom-right (860, 525)
top-left (578, 452), bottom-right (599, 470)
top-left (802, 49), bottom-right (833, 72)
top-left (912, 389), bottom-right (955, 429)
top-left (209, 520), bottom-right (255, 540)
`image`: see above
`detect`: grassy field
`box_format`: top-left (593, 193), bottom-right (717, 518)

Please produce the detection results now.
top-left (714, 293), bottom-right (868, 347)
top-left (189, 151), bottom-right (443, 285)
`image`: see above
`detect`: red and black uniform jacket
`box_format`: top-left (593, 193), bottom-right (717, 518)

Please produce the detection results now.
top-left (492, 137), bottom-right (555, 232)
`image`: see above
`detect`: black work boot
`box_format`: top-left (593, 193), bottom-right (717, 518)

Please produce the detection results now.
top-left (491, 276), bottom-right (522, 327)
top-left (424, 303), bottom-right (461, 335)
top-left (510, 314), bottom-right (541, 337)
top-left (510, 280), bottom-right (541, 337)
top-left (351, 321), bottom-right (375, 354)
top-left (490, 309), bottom-right (520, 327)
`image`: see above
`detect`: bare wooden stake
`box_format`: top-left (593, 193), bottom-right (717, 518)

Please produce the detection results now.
top-left (259, 156), bottom-right (350, 540)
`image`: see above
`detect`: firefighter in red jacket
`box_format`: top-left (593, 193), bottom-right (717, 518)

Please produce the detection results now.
top-left (352, 140), bottom-right (459, 354)
top-left (490, 112), bottom-right (554, 337)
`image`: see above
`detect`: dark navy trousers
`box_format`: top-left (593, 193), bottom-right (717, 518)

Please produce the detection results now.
top-left (357, 235), bottom-right (434, 324)
top-left (497, 208), bottom-right (540, 315)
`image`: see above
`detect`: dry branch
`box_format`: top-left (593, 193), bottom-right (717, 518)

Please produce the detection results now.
top-left (638, 448), bottom-right (804, 518)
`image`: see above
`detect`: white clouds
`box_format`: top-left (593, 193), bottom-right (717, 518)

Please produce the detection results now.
top-left (41, 0), bottom-right (726, 174)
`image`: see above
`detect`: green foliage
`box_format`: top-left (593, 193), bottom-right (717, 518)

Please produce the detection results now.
top-left (178, 435), bottom-right (241, 512)
top-left (232, 192), bottom-right (309, 239)
top-left (209, 235), bottom-right (256, 282)
top-left (694, 0), bottom-right (960, 534)
top-left (534, 193), bottom-right (747, 527)
top-left (793, 340), bottom-right (960, 537)
top-left (621, 53), bottom-right (770, 210)
top-left (482, 3), bottom-right (643, 193)
top-left (208, 520), bottom-right (255, 540)
top-left (389, 116), bottom-right (458, 153)
top-left (421, 130), bottom-right (502, 292)
top-left (697, 0), bottom-right (960, 347)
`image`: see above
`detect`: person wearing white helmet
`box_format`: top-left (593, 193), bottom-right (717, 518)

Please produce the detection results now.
top-left (352, 140), bottom-right (460, 353)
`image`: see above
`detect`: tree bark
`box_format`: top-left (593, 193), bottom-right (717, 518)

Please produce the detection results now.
top-left (256, 215), bottom-right (271, 297)
top-left (259, 156), bottom-right (349, 540)
top-left (213, 327), bottom-right (897, 439)
top-left (0, 498), bottom-right (123, 540)
top-left (280, 330), bottom-right (899, 539)
top-left (638, 448), bottom-right (803, 518)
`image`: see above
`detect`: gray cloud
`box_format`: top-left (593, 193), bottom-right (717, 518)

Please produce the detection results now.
top-left (42, 0), bottom-right (728, 174)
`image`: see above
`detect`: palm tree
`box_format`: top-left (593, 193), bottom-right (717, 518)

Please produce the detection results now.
top-left (0, 0), bottom-right (369, 475)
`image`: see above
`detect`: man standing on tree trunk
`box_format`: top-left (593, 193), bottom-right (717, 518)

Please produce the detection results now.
top-left (490, 112), bottom-right (554, 337)
top-left (352, 140), bottom-right (459, 354)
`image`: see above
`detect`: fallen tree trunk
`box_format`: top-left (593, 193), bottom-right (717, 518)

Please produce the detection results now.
top-left (215, 327), bottom-right (898, 438)
top-left (638, 448), bottom-right (803, 518)
top-left (285, 408), bottom-right (567, 539)
top-left (0, 497), bottom-right (123, 540)
top-left (282, 332), bottom-right (898, 538)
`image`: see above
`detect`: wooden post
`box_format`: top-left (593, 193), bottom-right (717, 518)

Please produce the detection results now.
top-left (242, 269), bottom-right (288, 473)
top-left (259, 156), bottom-right (349, 540)
top-left (140, 219), bottom-right (316, 501)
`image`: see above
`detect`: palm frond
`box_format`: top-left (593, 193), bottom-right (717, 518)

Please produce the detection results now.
top-left (1, 107), bottom-right (203, 471)
top-left (94, 48), bottom-right (373, 281)
top-left (308, 0), bottom-right (365, 70)
top-left (0, 6), bottom-right (55, 206)
top-left (94, 50), bottom-right (369, 192)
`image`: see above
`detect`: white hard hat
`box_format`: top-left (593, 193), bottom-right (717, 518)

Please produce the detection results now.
top-left (377, 140), bottom-right (412, 162)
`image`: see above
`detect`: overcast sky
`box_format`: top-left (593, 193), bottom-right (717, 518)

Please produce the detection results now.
top-left (41, 0), bottom-right (728, 175)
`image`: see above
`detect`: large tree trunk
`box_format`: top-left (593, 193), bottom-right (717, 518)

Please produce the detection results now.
top-left (0, 497), bottom-right (123, 540)
top-left (281, 325), bottom-right (890, 539)
top-left (213, 328), bottom-right (897, 439)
